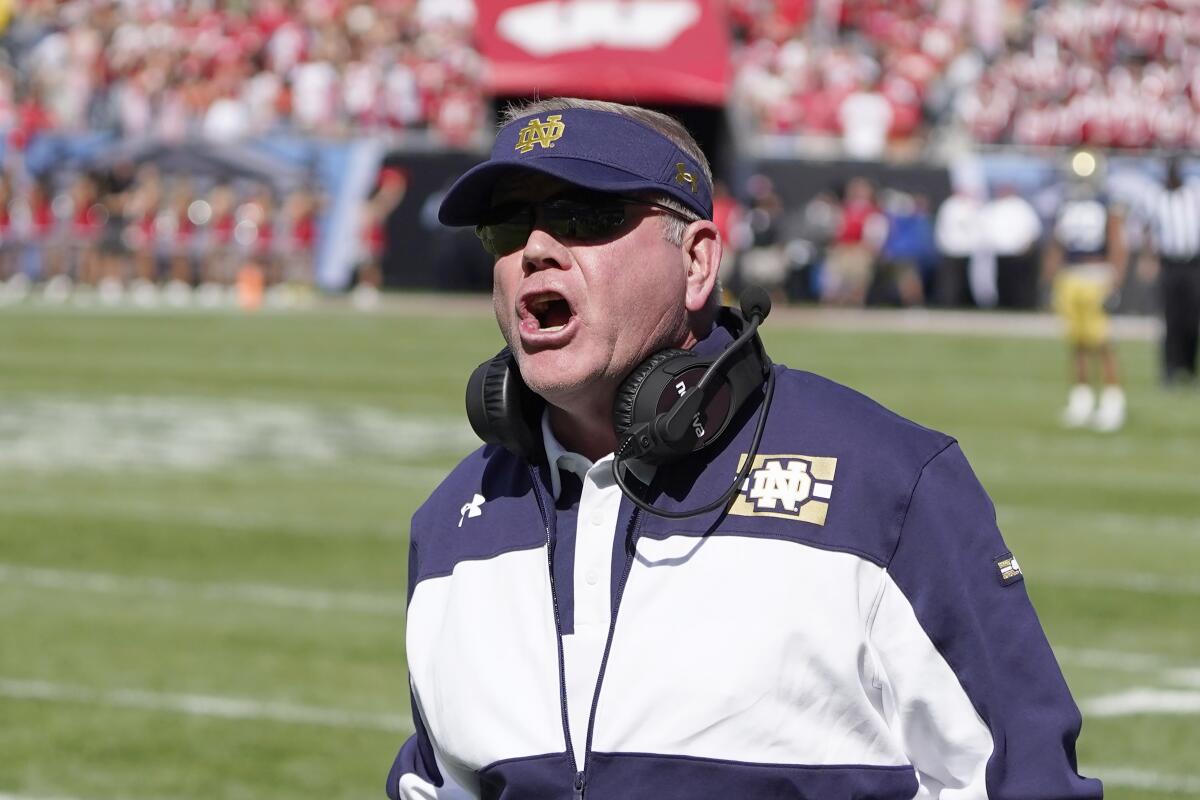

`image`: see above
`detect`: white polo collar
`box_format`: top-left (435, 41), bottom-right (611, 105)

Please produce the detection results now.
top-left (540, 409), bottom-right (655, 501)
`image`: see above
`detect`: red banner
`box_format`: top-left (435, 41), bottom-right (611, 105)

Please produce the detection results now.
top-left (477, 0), bottom-right (730, 106)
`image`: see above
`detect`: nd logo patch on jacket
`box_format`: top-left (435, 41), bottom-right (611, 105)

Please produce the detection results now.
top-left (390, 367), bottom-right (1099, 800)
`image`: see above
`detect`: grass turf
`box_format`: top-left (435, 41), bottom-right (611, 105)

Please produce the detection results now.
top-left (0, 303), bottom-right (1197, 799)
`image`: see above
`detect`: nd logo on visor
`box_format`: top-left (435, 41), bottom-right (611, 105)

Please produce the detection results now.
top-left (515, 115), bottom-right (566, 153)
top-left (730, 454), bottom-right (837, 525)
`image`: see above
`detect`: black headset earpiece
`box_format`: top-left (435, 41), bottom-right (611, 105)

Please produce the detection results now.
top-left (465, 347), bottom-right (546, 463)
top-left (611, 348), bottom-right (693, 443)
top-left (464, 287), bottom-right (776, 516)
top-left (612, 309), bottom-right (769, 467)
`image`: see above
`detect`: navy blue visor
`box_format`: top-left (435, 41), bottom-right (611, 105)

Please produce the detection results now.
top-left (439, 108), bottom-right (712, 226)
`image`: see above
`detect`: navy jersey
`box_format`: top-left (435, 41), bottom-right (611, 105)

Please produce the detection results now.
top-left (387, 321), bottom-right (1101, 800)
top-left (1054, 193), bottom-right (1112, 264)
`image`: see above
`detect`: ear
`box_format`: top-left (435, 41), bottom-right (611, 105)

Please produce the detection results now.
top-left (681, 220), bottom-right (721, 314)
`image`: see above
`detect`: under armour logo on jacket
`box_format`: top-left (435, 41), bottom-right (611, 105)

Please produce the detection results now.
top-left (459, 494), bottom-right (485, 527)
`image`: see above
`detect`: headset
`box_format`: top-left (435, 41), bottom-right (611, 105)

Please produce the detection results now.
top-left (465, 287), bottom-right (775, 518)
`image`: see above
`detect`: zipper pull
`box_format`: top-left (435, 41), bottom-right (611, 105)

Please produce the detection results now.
top-left (574, 771), bottom-right (586, 799)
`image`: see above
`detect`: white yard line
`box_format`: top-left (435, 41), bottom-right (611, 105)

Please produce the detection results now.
top-left (1165, 669), bottom-right (1200, 689)
top-left (0, 564), bottom-right (406, 617)
top-left (0, 493), bottom-right (414, 540)
top-left (1084, 687), bottom-right (1200, 718)
top-left (1055, 646), bottom-right (1177, 673)
top-left (0, 397), bottom-right (476, 473)
top-left (997, 504), bottom-right (1200, 540)
top-left (1085, 765), bottom-right (1200, 794)
top-left (0, 678), bottom-right (412, 733)
top-left (1039, 570), bottom-right (1200, 596)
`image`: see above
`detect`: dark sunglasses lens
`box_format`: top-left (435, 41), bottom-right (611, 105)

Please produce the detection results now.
top-left (475, 197), bottom-right (630, 255)
top-left (542, 200), bottom-right (626, 242)
top-left (476, 221), bottom-right (531, 256)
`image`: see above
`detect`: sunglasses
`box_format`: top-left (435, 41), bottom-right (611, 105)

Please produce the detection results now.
top-left (474, 191), bottom-right (694, 256)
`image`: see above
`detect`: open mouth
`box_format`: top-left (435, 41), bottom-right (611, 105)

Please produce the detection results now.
top-left (526, 293), bottom-right (574, 332)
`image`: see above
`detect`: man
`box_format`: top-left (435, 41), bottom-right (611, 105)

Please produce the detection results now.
top-left (822, 176), bottom-right (885, 307)
top-left (1044, 176), bottom-right (1128, 432)
top-left (932, 186), bottom-right (980, 308)
top-left (982, 184), bottom-right (1042, 310)
top-left (1147, 156), bottom-right (1200, 385)
top-left (388, 98), bottom-right (1100, 800)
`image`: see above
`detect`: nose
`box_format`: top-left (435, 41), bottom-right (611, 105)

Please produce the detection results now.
top-left (521, 227), bottom-right (571, 276)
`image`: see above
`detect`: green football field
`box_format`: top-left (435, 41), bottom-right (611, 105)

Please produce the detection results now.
top-left (1, 301), bottom-right (1197, 799)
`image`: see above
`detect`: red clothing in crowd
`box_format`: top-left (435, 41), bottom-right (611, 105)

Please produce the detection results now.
top-left (837, 199), bottom-right (879, 245)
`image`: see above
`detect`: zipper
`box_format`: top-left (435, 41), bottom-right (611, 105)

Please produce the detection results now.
top-left (528, 468), bottom-right (582, 783)
top-left (577, 507), bottom-right (644, 799)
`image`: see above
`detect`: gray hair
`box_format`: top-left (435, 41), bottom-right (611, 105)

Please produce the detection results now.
top-left (501, 97), bottom-right (709, 245)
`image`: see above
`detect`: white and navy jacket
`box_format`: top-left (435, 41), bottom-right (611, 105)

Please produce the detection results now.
top-left (387, 323), bottom-right (1101, 800)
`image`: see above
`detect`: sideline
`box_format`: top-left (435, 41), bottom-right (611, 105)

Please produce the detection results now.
top-left (375, 294), bottom-right (1160, 341)
top-left (1, 294), bottom-right (1160, 341)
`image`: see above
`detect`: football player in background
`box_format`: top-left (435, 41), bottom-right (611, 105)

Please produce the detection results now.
top-left (1043, 165), bottom-right (1128, 431)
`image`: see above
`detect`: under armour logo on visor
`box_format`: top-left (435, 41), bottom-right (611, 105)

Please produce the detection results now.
top-left (675, 162), bottom-right (697, 193)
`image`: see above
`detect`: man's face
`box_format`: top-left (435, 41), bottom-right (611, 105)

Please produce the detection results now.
top-left (489, 175), bottom-right (692, 410)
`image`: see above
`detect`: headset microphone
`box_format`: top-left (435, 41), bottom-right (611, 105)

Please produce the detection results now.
top-left (739, 284), bottom-right (772, 324)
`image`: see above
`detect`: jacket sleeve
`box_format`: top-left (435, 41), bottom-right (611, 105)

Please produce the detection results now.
top-left (867, 442), bottom-right (1102, 799)
top-left (387, 531), bottom-right (474, 799)
top-left (386, 690), bottom-right (445, 800)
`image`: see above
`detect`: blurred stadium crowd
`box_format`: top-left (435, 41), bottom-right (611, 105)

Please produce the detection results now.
top-left (735, 0), bottom-right (1200, 156)
top-left (1, 0), bottom-right (481, 143)
top-left (0, 0), bottom-right (1194, 311)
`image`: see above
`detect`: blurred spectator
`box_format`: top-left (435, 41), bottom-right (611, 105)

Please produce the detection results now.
top-left (204, 182), bottom-right (237, 285)
top-left (934, 187), bottom-right (981, 307)
top-left (823, 176), bottom-right (886, 306)
top-left (0, 171), bottom-right (16, 285)
top-left (876, 190), bottom-right (938, 306)
top-left (711, 180), bottom-right (747, 298)
top-left (354, 165), bottom-right (407, 309)
top-left (839, 76), bottom-right (893, 160)
top-left (781, 189), bottom-right (841, 302)
top-left (95, 161), bottom-right (135, 301)
top-left (280, 185), bottom-right (322, 289)
top-left (65, 171), bottom-right (103, 286)
top-left (982, 185), bottom-right (1043, 309)
top-left (737, 174), bottom-right (787, 298)
top-left (126, 165), bottom-right (162, 287)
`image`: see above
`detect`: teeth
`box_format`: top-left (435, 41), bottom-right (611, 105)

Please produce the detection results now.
top-left (542, 325), bottom-right (564, 333)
